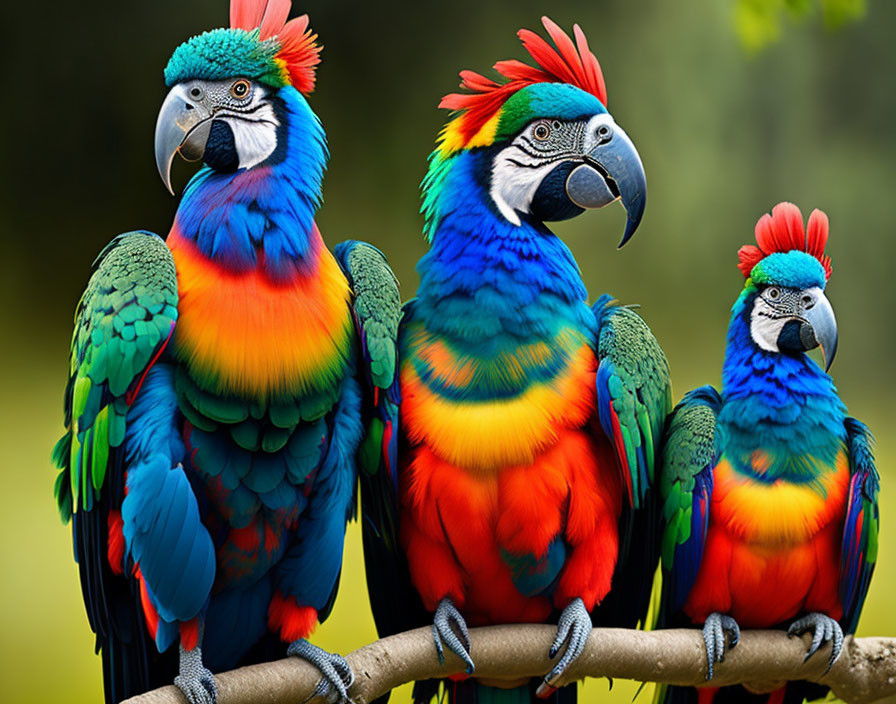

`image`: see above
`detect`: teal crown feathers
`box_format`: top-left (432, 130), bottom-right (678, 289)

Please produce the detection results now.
top-left (164, 0), bottom-right (320, 93)
top-left (738, 202), bottom-right (833, 289)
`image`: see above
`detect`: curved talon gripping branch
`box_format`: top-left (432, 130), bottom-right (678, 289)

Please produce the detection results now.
top-left (122, 626), bottom-right (896, 704)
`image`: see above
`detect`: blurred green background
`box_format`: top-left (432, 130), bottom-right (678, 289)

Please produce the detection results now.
top-left (2, 0), bottom-right (894, 702)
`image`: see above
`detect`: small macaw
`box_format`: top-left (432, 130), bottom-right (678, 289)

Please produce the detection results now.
top-left (362, 18), bottom-right (671, 704)
top-left (51, 1), bottom-right (400, 702)
top-left (657, 203), bottom-right (879, 704)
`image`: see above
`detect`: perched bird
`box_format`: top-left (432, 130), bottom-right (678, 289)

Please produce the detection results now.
top-left (362, 18), bottom-right (671, 704)
top-left (657, 203), bottom-right (879, 704)
top-left (51, 1), bottom-right (400, 702)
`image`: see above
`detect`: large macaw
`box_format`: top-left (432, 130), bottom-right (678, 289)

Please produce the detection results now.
top-left (51, 1), bottom-right (400, 702)
top-left (657, 203), bottom-right (879, 704)
top-left (362, 18), bottom-right (671, 704)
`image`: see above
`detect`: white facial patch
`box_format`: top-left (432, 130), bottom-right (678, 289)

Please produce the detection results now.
top-left (488, 119), bottom-right (587, 226)
top-left (750, 296), bottom-right (784, 352)
top-left (221, 102), bottom-right (280, 170)
top-left (490, 155), bottom-right (558, 226)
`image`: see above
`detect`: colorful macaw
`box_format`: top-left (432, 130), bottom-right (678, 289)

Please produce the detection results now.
top-left (657, 203), bottom-right (879, 704)
top-left (362, 18), bottom-right (671, 704)
top-left (51, 1), bottom-right (400, 702)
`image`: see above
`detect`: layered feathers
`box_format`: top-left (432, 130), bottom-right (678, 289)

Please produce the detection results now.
top-left (737, 201), bottom-right (832, 282)
top-left (166, 0), bottom-right (320, 92)
top-left (363, 25), bottom-right (671, 699)
top-left (54, 2), bottom-right (400, 701)
top-left (440, 17), bottom-right (608, 147)
top-left (657, 205), bottom-right (878, 704)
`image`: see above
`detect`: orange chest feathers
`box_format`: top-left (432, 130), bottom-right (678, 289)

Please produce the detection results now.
top-left (711, 448), bottom-right (850, 548)
top-left (167, 232), bottom-right (354, 399)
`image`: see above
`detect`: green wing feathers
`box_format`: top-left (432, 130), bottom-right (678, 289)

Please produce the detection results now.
top-left (594, 296), bottom-right (673, 508)
top-left (334, 241), bottom-right (401, 391)
top-left (657, 386), bottom-right (721, 621)
top-left (52, 232), bottom-right (178, 520)
top-left (659, 391), bottom-right (719, 570)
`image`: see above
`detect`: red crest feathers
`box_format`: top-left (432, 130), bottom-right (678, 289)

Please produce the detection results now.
top-left (439, 17), bottom-right (608, 144)
top-left (230, 0), bottom-right (321, 95)
top-left (737, 202), bottom-right (832, 280)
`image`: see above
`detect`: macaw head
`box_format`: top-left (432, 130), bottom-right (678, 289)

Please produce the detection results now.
top-left (737, 202), bottom-right (838, 370)
top-left (155, 0), bottom-right (321, 194)
top-left (423, 17), bottom-right (646, 246)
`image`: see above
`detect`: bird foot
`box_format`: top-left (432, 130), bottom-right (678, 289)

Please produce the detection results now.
top-left (174, 644), bottom-right (217, 704)
top-left (432, 597), bottom-right (474, 674)
top-left (703, 612), bottom-right (740, 681)
top-left (787, 612), bottom-right (843, 672)
top-left (537, 598), bottom-right (592, 698)
top-left (288, 638), bottom-right (354, 703)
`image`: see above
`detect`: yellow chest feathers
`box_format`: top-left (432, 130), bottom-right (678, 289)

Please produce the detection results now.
top-left (168, 234), bottom-right (353, 398)
top-left (712, 450), bottom-right (849, 547)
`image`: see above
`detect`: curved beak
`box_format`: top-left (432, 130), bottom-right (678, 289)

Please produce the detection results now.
top-left (565, 114), bottom-right (647, 247)
top-left (154, 84), bottom-right (213, 195)
top-left (801, 290), bottom-right (839, 372)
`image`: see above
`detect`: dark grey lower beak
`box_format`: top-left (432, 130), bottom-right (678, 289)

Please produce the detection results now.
top-left (154, 84), bottom-right (213, 195)
top-left (566, 118), bottom-right (647, 247)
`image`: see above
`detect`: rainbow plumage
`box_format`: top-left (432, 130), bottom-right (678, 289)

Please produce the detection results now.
top-left (363, 18), bottom-right (668, 704)
top-left (657, 203), bottom-right (879, 704)
top-left (52, 1), bottom-right (400, 702)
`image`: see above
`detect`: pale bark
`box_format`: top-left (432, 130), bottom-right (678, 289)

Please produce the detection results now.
top-left (123, 626), bottom-right (896, 704)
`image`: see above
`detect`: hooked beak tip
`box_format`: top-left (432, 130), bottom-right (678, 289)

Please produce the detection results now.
top-left (617, 206), bottom-right (644, 249)
top-left (581, 118), bottom-right (647, 248)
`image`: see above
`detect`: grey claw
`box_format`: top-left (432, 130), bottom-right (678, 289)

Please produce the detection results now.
top-left (289, 638), bottom-right (354, 703)
top-left (787, 612), bottom-right (843, 673)
top-left (702, 613), bottom-right (740, 681)
top-left (432, 597), bottom-right (474, 674)
top-left (543, 598), bottom-right (592, 688)
top-left (174, 644), bottom-right (218, 704)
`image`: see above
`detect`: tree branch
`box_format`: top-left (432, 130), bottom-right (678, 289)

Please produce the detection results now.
top-left (123, 626), bottom-right (896, 704)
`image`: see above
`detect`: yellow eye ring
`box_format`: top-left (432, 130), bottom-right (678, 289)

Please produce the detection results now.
top-left (231, 79), bottom-right (251, 99)
top-left (533, 123), bottom-right (551, 141)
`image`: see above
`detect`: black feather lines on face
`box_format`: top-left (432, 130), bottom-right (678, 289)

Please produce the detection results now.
top-left (204, 120), bottom-right (239, 172)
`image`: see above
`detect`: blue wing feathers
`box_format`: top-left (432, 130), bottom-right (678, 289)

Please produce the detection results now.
top-left (122, 365), bottom-right (215, 628)
top-left (274, 374), bottom-right (362, 614)
top-left (840, 417), bottom-right (879, 634)
top-left (659, 386), bottom-right (721, 623)
top-left (669, 468), bottom-right (713, 614)
top-left (592, 296), bottom-right (671, 509)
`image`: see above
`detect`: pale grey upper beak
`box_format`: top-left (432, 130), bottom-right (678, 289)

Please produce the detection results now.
top-left (565, 114), bottom-right (647, 248)
top-left (154, 83), bottom-right (214, 195)
top-left (802, 288), bottom-right (839, 372)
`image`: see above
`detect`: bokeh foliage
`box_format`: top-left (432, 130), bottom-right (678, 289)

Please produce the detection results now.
top-left (1, 1), bottom-right (893, 703)
top-left (736, 0), bottom-right (866, 50)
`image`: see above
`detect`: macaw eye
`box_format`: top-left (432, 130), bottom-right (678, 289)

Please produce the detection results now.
top-left (533, 122), bottom-right (551, 141)
top-left (189, 86), bottom-right (204, 100)
top-left (767, 286), bottom-right (781, 300)
top-left (231, 79), bottom-right (251, 99)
